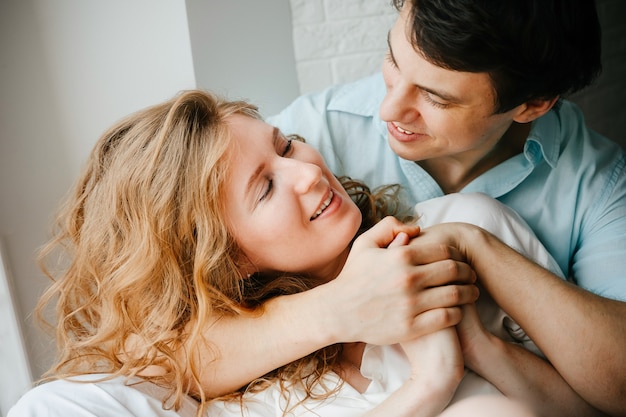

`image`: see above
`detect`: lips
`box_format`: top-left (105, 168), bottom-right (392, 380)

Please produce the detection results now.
top-left (310, 190), bottom-right (334, 220)
top-left (387, 121), bottom-right (428, 144)
top-left (393, 122), bottom-right (415, 135)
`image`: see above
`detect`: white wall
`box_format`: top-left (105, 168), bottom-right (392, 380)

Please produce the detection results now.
top-left (0, 244), bottom-right (31, 417)
top-left (0, 0), bottom-right (196, 410)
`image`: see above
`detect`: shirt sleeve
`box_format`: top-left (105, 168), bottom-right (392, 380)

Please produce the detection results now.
top-left (571, 154), bottom-right (626, 300)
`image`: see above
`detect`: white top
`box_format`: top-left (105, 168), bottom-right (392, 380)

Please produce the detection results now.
top-left (7, 374), bottom-right (198, 417)
top-left (8, 193), bottom-right (563, 417)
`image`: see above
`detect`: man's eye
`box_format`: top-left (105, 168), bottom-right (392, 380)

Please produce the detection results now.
top-left (385, 51), bottom-right (398, 69)
top-left (422, 91), bottom-right (450, 109)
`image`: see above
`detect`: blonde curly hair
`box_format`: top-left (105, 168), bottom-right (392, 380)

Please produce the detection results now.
top-left (36, 90), bottom-right (404, 416)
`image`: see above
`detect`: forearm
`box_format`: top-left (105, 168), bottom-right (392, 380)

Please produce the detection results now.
top-left (467, 332), bottom-right (607, 417)
top-left (190, 218), bottom-right (478, 398)
top-left (193, 286), bottom-right (338, 397)
top-left (462, 226), bottom-right (626, 415)
top-left (363, 378), bottom-right (452, 417)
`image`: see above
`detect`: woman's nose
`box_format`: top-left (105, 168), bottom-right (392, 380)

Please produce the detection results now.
top-left (284, 159), bottom-right (322, 194)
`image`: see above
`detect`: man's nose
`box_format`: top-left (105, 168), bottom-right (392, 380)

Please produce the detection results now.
top-left (379, 82), bottom-right (420, 123)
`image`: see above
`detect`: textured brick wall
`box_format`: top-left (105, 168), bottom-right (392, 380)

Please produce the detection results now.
top-left (289, 0), bottom-right (625, 148)
top-left (289, 0), bottom-right (396, 93)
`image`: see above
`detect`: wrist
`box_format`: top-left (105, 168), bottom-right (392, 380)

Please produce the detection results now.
top-left (455, 223), bottom-right (491, 264)
top-left (464, 331), bottom-right (506, 375)
top-left (406, 374), bottom-right (459, 412)
top-left (302, 280), bottom-right (347, 345)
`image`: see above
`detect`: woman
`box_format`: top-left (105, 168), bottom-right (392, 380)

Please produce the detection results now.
top-left (8, 90), bottom-right (599, 417)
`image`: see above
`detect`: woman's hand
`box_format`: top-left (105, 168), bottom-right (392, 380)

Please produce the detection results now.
top-left (363, 327), bottom-right (464, 417)
top-left (323, 217), bottom-right (478, 345)
top-left (401, 327), bottom-right (464, 403)
top-left (455, 303), bottom-right (493, 371)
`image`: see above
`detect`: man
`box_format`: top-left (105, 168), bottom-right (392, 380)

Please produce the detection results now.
top-left (267, 0), bottom-right (626, 414)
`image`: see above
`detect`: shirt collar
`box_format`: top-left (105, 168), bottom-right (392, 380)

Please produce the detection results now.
top-left (327, 73), bottom-right (385, 117)
top-left (326, 72), bottom-right (563, 169)
top-left (523, 101), bottom-right (563, 168)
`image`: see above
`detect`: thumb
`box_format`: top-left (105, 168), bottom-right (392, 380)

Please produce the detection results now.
top-left (388, 231), bottom-right (410, 248)
top-left (353, 217), bottom-right (420, 249)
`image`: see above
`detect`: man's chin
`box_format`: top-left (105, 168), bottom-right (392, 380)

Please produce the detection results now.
top-left (387, 136), bottom-right (422, 162)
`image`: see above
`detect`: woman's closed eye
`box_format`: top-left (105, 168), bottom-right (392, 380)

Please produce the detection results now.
top-left (258, 133), bottom-right (308, 203)
top-left (281, 137), bottom-right (293, 156)
top-left (259, 136), bottom-right (297, 202)
top-left (260, 178), bottom-right (273, 202)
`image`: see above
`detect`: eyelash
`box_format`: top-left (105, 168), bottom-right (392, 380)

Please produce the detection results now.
top-left (281, 138), bottom-right (293, 156)
top-left (385, 51), bottom-right (397, 68)
top-left (259, 137), bottom-right (294, 202)
top-left (422, 91), bottom-right (449, 109)
top-left (386, 51), bottom-right (450, 110)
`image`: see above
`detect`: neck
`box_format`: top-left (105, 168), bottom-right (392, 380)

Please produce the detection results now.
top-left (418, 122), bottom-right (530, 194)
top-left (313, 246), bottom-right (352, 284)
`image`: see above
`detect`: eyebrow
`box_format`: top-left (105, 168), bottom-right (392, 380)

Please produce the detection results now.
top-left (245, 127), bottom-right (280, 202)
top-left (386, 31), bottom-right (461, 104)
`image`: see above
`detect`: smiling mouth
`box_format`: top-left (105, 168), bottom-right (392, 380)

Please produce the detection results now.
top-left (393, 122), bottom-right (415, 135)
top-left (310, 190), bottom-right (334, 220)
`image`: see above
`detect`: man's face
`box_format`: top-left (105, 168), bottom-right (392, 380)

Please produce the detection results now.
top-left (380, 4), bottom-right (522, 166)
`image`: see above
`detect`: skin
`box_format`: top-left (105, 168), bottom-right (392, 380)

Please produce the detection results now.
top-left (440, 395), bottom-right (537, 417)
top-left (378, 4), bottom-right (626, 415)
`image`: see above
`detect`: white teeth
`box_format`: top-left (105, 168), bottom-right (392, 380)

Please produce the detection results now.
top-left (311, 191), bottom-right (334, 220)
top-left (394, 123), bottom-right (414, 135)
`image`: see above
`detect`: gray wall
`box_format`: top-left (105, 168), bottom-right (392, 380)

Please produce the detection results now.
top-left (0, 0), bottom-right (196, 412)
top-left (0, 1), bottom-right (298, 412)
top-left (569, 0), bottom-right (626, 150)
top-left (186, 0), bottom-right (299, 117)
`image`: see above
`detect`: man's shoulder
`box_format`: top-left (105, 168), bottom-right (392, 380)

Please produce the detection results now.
top-left (532, 99), bottom-right (625, 164)
top-left (326, 72), bottom-right (386, 116)
top-left (268, 73), bottom-right (384, 124)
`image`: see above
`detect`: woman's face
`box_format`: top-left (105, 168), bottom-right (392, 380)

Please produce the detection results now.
top-left (223, 114), bottom-right (362, 281)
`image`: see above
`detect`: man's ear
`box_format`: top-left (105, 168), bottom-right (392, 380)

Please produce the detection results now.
top-left (513, 96), bottom-right (559, 123)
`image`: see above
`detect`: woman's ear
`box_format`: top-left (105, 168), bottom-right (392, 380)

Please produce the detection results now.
top-left (513, 96), bottom-right (559, 123)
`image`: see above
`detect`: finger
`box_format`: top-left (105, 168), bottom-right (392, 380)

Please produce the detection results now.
top-left (405, 238), bottom-right (465, 264)
top-left (410, 307), bottom-right (464, 337)
top-left (353, 217), bottom-right (420, 250)
top-left (409, 259), bottom-right (477, 288)
top-left (411, 284), bottom-right (479, 313)
top-left (388, 231), bottom-right (410, 248)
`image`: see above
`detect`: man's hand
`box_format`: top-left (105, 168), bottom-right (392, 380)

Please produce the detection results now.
top-left (322, 216), bottom-right (478, 345)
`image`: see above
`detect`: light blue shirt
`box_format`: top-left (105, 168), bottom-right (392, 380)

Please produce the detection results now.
top-left (267, 73), bottom-right (626, 301)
